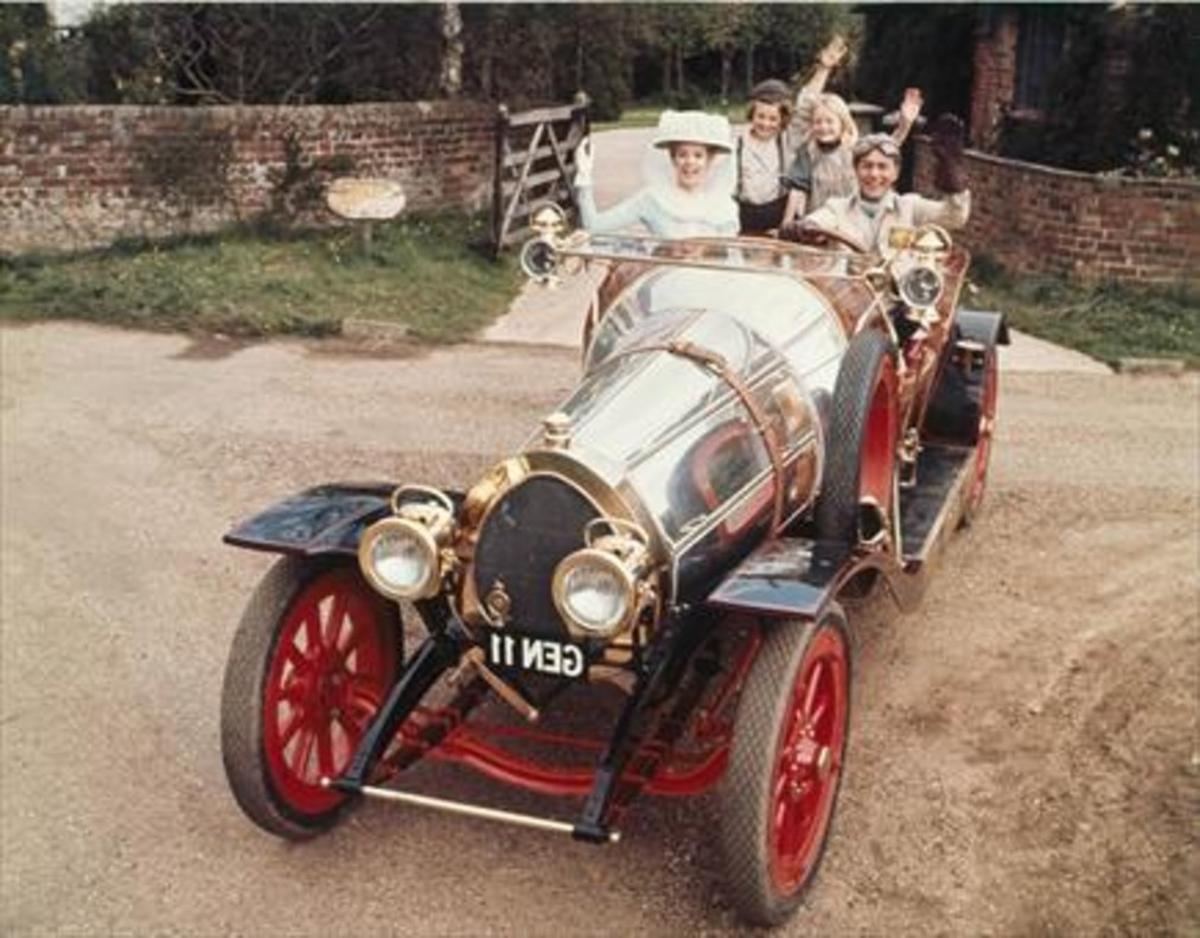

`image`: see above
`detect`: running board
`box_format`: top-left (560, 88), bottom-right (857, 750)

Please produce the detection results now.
top-left (899, 444), bottom-right (973, 566)
top-left (322, 778), bottom-right (621, 844)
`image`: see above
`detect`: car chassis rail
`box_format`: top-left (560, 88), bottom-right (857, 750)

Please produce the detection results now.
top-left (324, 597), bottom-right (757, 844)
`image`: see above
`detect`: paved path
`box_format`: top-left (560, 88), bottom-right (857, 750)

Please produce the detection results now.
top-left (482, 128), bottom-right (1109, 375)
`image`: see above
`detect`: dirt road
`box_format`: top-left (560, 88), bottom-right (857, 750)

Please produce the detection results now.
top-left (2, 323), bottom-right (1197, 935)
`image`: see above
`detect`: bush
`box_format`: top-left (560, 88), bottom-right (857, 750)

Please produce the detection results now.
top-left (994, 6), bottom-right (1199, 177)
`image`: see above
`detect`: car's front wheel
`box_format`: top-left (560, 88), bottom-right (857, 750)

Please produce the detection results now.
top-left (815, 328), bottom-right (899, 545)
top-left (220, 557), bottom-right (400, 839)
top-left (717, 606), bottom-right (851, 926)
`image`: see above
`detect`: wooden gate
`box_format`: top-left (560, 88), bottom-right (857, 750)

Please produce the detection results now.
top-left (491, 94), bottom-right (589, 256)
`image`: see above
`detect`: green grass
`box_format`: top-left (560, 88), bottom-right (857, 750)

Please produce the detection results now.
top-left (0, 213), bottom-right (522, 342)
top-left (971, 259), bottom-right (1199, 367)
top-left (594, 100), bottom-right (746, 132)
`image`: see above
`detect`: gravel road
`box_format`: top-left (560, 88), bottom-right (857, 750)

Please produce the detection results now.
top-left (2, 322), bottom-right (1197, 935)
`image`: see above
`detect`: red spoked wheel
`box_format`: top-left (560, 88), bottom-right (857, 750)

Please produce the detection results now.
top-left (221, 557), bottom-right (400, 838)
top-left (718, 606), bottom-right (851, 926)
top-left (816, 329), bottom-right (900, 545)
top-left (962, 347), bottom-right (998, 524)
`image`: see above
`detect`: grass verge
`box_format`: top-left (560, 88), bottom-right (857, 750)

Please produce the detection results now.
top-left (595, 101), bottom-right (745, 132)
top-left (971, 259), bottom-right (1199, 368)
top-left (0, 213), bottom-right (522, 343)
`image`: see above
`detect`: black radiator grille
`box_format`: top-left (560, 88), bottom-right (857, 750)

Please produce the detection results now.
top-left (473, 475), bottom-right (599, 639)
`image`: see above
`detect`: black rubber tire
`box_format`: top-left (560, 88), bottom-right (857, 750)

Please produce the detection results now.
top-left (815, 329), bottom-right (897, 544)
top-left (220, 555), bottom-right (399, 840)
top-left (716, 606), bottom-right (852, 927)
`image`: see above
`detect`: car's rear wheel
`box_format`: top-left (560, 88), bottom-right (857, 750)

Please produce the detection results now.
top-left (717, 606), bottom-right (851, 926)
top-left (922, 339), bottom-right (1000, 527)
top-left (221, 557), bottom-right (400, 838)
top-left (815, 329), bottom-right (899, 545)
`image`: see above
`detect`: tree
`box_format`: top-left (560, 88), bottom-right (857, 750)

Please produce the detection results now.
top-left (1, 3), bottom-right (85, 104)
top-left (439, 2), bottom-right (463, 97)
top-left (856, 5), bottom-right (977, 125)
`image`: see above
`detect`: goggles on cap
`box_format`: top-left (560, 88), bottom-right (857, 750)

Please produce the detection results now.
top-left (852, 133), bottom-right (901, 163)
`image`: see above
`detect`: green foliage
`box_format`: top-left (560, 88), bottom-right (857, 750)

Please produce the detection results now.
top-left (262, 132), bottom-right (357, 229)
top-left (0, 4), bottom-right (86, 103)
top-left (0, 214), bottom-right (522, 343)
top-left (77, 3), bottom-right (172, 103)
top-left (995, 6), bottom-right (1199, 175)
top-left (972, 259), bottom-right (1199, 367)
top-left (13, 2), bottom-right (860, 121)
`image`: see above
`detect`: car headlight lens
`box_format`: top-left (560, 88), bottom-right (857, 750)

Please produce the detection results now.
top-left (359, 517), bottom-right (441, 600)
top-left (372, 526), bottom-right (431, 591)
top-left (898, 265), bottom-right (943, 308)
top-left (553, 551), bottom-right (634, 638)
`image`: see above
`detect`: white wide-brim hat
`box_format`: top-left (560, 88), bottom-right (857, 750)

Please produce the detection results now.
top-left (651, 110), bottom-right (734, 153)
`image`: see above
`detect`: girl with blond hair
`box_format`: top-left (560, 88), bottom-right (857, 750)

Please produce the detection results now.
top-left (780, 36), bottom-right (923, 226)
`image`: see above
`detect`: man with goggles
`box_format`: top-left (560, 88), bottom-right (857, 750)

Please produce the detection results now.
top-left (782, 114), bottom-right (971, 254)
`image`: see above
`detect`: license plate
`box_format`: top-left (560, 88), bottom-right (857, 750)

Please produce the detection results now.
top-left (486, 631), bottom-right (585, 679)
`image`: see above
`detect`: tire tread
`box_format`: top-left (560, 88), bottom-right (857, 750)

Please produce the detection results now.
top-left (717, 607), bottom-right (850, 926)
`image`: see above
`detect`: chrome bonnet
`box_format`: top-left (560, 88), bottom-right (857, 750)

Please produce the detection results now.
top-left (481, 267), bottom-right (848, 609)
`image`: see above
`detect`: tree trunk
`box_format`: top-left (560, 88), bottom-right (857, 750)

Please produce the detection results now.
top-left (721, 49), bottom-right (732, 104)
top-left (675, 43), bottom-right (684, 95)
top-left (745, 42), bottom-right (754, 94)
top-left (439, 2), bottom-right (464, 98)
top-left (481, 7), bottom-right (495, 98)
top-left (662, 53), bottom-right (671, 96)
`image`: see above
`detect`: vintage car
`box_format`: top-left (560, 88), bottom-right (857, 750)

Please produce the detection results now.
top-left (219, 209), bottom-right (1007, 927)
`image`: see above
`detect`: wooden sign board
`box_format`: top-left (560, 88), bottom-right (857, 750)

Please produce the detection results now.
top-left (326, 178), bottom-right (407, 221)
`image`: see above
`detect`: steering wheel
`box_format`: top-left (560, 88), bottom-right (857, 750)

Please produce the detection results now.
top-left (783, 222), bottom-right (868, 254)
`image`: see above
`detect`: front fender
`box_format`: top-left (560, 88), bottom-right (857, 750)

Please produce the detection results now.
top-left (224, 483), bottom-right (397, 557)
top-left (704, 537), bottom-right (852, 620)
top-left (956, 308), bottom-right (1010, 347)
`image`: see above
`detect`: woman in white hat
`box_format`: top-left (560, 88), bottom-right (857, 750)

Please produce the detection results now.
top-left (573, 110), bottom-right (738, 238)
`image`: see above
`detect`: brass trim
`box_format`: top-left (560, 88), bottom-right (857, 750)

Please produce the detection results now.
top-left (456, 454), bottom-right (640, 628)
top-left (898, 264), bottom-right (945, 310)
top-left (549, 233), bottom-right (879, 282)
top-left (391, 483), bottom-right (454, 517)
top-left (324, 781), bottom-right (619, 842)
top-left (459, 647), bottom-right (540, 722)
top-left (358, 516), bottom-right (443, 601)
top-left (551, 548), bottom-right (640, 640)
top-left (600, 339), bottom-right (791, 534)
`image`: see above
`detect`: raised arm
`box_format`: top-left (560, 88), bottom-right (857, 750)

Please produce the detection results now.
top-left (797, 35), bottom-right (849, 101)
top-left (573, 136), bottom-right (652, 234)
top-left (779, 148), bottom-right (813, 226)
top-left (911, 113), bottom-right (971, 229)
top-left (909, 190), bottom-right (971, 231)
top-left (892, 87), bottom-right (924, 147)
top-left (576, 186), bottom-right (655, 235)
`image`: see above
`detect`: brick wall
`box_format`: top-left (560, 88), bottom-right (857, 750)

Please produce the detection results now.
top-left (914, 140), bottom-right (1200, 287)
top-left (0, 100), bottom-right (496, 254)
top-left (969, 11), bottom-right (1018, 148)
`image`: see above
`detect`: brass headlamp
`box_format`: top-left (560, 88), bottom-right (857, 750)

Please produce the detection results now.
top-left (551, 518), bottom-right (656, 640)
top-left (358, 486), bottom-right (456, 601)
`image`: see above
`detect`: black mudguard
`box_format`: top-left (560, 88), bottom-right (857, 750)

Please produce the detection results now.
top-left (956, 308), bottom-right (1010, 347)
top-left (224, 483), bottom-right (397, 557)
top-left (704, 537), bottom-right (853, 620)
